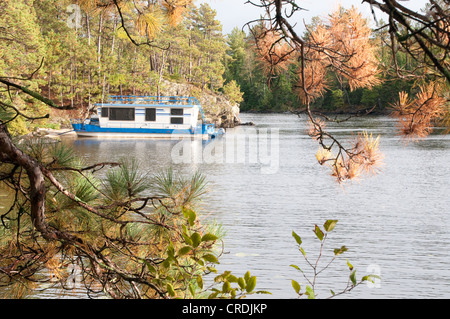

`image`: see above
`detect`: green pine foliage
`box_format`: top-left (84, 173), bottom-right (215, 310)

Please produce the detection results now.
top-left (1, 1), bottom-right (232, 130)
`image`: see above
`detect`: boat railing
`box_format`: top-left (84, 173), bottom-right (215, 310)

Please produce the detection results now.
top-left (106, 95), bottom-right (200, 105)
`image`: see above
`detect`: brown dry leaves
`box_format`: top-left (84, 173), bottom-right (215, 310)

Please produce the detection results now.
top-left (391, 82), bottom-right (447, 142)
top-left (162, 0), bottom-right (192, 27)
top-left (252, 5), bottom-right (392, 183)
top-left (254, 28), bottom-right (295, 77)
top-left (78, 0), bottom-right (191, 39)
top-left (134, 0), bottom-right (192, 38)
top-left (307, 115), bottom-right (384, 183)
top-left (298, 6), bottom-right (381, 103)
top-left (323, 7), bottom-right (381, 91)
top-left (314, 131), bottom-right (384, 183)
top-left (254, 6), bottom-right (381, 104)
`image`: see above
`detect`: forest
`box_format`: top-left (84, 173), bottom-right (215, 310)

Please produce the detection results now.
top-left (0, 0), bottom-right (449, 300)
top-left (1, 0), bottom-right (234, 134)
top-left (2, 0), bottom-right (447, 136)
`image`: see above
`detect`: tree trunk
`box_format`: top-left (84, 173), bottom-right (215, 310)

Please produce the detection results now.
top-left (97, 12), bottom-right (104, 65)
top-left (70, 59), bottom-right (74, 109)
top-left (0, 124), bottom-right (79, 243)
top-left (86, 12), bottom-right (91, 46)
top-left (48, 71), bottom-right (52, 99)
top-left (111, 14), bottom-right (118, 55)
top-left (132, 46), bottom-right (137, 95)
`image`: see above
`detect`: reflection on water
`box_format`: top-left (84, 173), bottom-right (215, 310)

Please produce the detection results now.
top-left (4, 114), bottom-right (450, 299)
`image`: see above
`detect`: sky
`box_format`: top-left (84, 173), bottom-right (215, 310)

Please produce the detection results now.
top-left (197, 0), bottom-right (430, 34)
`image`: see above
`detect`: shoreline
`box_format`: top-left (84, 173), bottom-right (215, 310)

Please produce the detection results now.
top-left (28, 127), bottom-right (77, 139)
top-left (240, 109), bottom-right (389, 116)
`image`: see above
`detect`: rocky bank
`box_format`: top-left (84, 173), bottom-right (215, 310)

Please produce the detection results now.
top-left (160, 80), bottom-right (241, 128)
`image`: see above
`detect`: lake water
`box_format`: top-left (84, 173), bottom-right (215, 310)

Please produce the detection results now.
top-left (7, 113), bottom-right (450, 299)
top-left (64, 113), bottom-right (450, 299)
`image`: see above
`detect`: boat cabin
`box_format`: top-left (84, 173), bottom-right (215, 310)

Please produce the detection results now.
top-left (97, 95), bottom-right (203, 130)
top-left (72, 95), bottom-right (221, 139)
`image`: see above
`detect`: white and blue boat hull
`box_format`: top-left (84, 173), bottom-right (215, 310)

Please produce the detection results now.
top-left (72, 123), bottom-right (223, 139)
top-left (71, 95), bottom-right (225, 140)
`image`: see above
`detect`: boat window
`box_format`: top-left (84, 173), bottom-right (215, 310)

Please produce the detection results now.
top-left (101, 107), bottom-right (109, 117)
top-left (145, 108), bottom-right (156, 121)
top-left (109, 108), bottom-right (135, 121)
top-left (170, 117), bottom-right (184, 124)
top-left (171, 108), bottom-right (183, 116)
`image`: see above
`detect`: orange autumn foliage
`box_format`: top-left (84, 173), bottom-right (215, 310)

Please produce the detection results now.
top-left (353, 131), bottom-right (384, 176)
top-left (323, 6), bottom-right (381, 91)
top-left (297, 6), bottom-right (381, 103)
top-left (78, 0), bottom-right (191, 36)
top-left (162, 0), bottom-right (192, 27)
top-left (254, 6), bottom-right (381, 103)
top-left (391, 82), bottom-right (447, 142)
top-left (253, 5), bottom-right (384, 184)
top-left (316, 131), bottom-right (384, 183)
top-left (254, 28), bottom-right (294, 77)
top-left (297, 56), bottom-right (329, 104)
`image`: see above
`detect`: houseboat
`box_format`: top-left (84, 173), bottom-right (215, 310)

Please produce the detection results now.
top-left (71, 95), bottom-right (224, 139)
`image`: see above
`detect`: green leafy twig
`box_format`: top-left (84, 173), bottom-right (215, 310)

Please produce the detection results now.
top-left (290, 220), bottom-right (380, 299)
